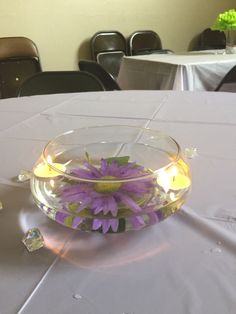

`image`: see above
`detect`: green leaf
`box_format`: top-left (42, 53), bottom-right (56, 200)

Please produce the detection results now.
top-left (68, 203), bottom-right (79, 213)
top-left (105, 156), bottom-right (130, 165)
top-left (64, 216), bottom-right (73, 227)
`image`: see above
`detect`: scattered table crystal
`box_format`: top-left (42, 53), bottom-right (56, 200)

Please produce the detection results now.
top-left (17, 169), bottom-right (32, 182)
top-left (0, 201), bottom-right (3, 210)
top-left (22, 228), bottom-right (44, 252)
top-left (73, 294), bottom-right (82, 300)
top-left (210, 247), bottom-right (222, 253)
top-left (184, 147), bottom-right (198, 159)
top-left (202, 242), bottom-right (223, 254)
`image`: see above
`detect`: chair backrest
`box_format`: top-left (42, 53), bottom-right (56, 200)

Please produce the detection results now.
top-left (215, 65), bottom-right (236, 92)
top-left (90, 31), bottom-right (126, 78)
top-left (128, 30), bottom-right (162, 56)
top-left (79, 59), bottom-right (121, 91)
top-left (0, 37), bottom-right (42, 98)
top-left (18, 71), bottom-right (105, 96)
top-left (0, 37), bottom-right (40, 60)
top-left (96, 51), bottom-right (125, 79)
top-left (90, 31), bottom-right (126, 60)
top-left (197, 28), bottom-right (226, 50)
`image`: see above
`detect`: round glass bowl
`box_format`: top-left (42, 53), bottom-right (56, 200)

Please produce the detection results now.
top-left (30, 125), bottom-right (191, 233)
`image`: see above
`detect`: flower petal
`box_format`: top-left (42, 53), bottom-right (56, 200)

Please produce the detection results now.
top-left (72, 169), bottom-right (97, 179)
top-left (72, 217), bottom-right (84, 228)
top-left (92, 219), bottom-right (102, 230)
top-left (107, 196), bottom-right (118, 217)
top-left (122, 180), bottom-right (154, 194)
top-left (62, 184), bottom-right (100, 204)
top-left (84, 162), bottom-right (102, 177)
top-left (100, 159), bottom-right (109, 176)
top-left (55, 212), bottom-right (68, 224)
top-left (101, 220), bottom-right (111, 233)
top-left (147, 212), bottom-right (159, 224)
top-left (116, 192), bottom-right (142, 213)
top-left (129, 216), bottom-right (145, 229)
top-left (110, 219), bottom-right (119, 232)
top-left (76, 198), bottom-right (91, 212)
top-left (92, 197), bottom-right (106, 214)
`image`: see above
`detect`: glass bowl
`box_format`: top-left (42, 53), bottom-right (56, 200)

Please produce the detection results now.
top-left (30, 125), bottom-right (191, 233)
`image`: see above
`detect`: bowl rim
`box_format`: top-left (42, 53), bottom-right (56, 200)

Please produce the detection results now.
top-left (42, 125), bottom-right (183, 183)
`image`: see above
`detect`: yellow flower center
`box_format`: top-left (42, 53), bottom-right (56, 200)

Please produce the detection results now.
top-left (94, 176), bottom-right (122, 193)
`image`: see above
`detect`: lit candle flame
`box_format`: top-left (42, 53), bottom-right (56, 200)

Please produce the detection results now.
top-left (157, 165), bottom-right (190, 192)
top-left (49, 179), bottom-right (55, 187)
top-left (34, 155), bottom-right (67, 178)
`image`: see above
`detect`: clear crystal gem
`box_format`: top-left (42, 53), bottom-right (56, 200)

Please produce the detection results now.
top-left (184, 147), bottom-right (198, 159)
top-left (0, 201), bottom-right (3, 210)
top-left (17, 169), bottom-right (32, 182)
top-left (22, 228), bottom-right (44, 252)
top-left (210, 247), bottom-right (222, 253)
top-left (73, 294), bottom-right (82, 300)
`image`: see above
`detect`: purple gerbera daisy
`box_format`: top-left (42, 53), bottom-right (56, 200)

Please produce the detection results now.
top-left (61, 157), bottom-right (155, 218)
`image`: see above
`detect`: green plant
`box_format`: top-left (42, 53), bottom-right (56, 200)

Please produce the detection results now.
top-left (212, 9), bottom-right (236, 31)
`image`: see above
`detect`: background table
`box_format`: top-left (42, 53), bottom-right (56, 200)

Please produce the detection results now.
top-left (0, 91), bottom-right (236, 314)
top-left (117, 53), bottom-right (236, 91)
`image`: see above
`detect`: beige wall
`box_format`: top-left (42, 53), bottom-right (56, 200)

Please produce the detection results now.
top-left (0, 0), bottom-right (235, 70)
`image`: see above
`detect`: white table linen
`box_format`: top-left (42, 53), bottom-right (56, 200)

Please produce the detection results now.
top-left (0, 91), bottom-right (236, 314)
top-left (117, 54), bottom-right (236, 91)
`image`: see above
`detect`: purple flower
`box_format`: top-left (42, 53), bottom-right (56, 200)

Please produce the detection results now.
top-left (90, 212), bottom-right (160, 234)
top-left (92, 218), bottom-right (119, 233)
top-left (61, 158), bottom-right (155, 220)
top-left (128, 216), bottom-right (145, 229)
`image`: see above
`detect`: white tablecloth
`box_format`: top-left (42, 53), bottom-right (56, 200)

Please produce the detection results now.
top-left (117, 54), bottom-right (236, 91)
top-left (0, 91), bottom-right (236, 314)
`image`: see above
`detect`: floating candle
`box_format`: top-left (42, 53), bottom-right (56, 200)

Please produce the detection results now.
top-left (34, 156), bottom-right (66, 178)
top-left (170, 174), bottom-right (191, 190)
top-left (157, 165), bottom-right (191, 192)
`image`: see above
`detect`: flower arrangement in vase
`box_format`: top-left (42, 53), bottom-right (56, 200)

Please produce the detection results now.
top-left (212, 9), bottom-right (236, 54)
top-left (30, 126), bottom-right (191, 234)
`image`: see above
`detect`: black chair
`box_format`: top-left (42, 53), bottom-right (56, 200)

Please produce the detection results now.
top-left (215, 65), bottom-right (236, 92)
top-left (193, 28), bottom-right (226, 51)
top-left (79, 59), bottom-right (121, 91)
top-left (18, 71), bottom-right (105, 96)
top-left (128, 30), bottom-right (173, 56)
top-left (0, 37), bottom-right (42, 99)
top-left (90, 31), bottom-right (126, 78)
top-left (96, 51), bottom-right (125, 79)
top-left (91, 31), bottom-right (126, 60)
